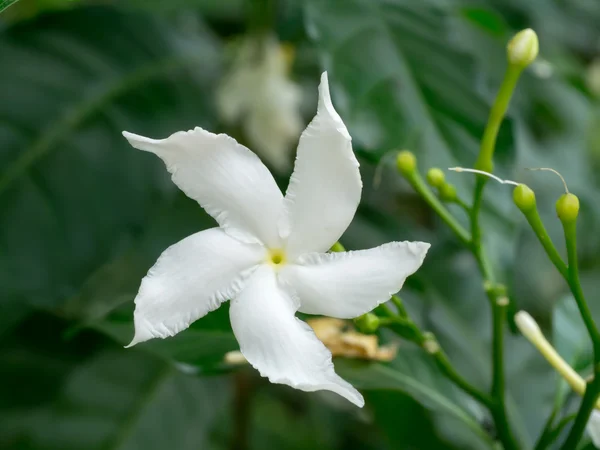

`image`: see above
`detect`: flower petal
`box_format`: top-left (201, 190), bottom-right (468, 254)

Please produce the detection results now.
top-left (279, 72), bottom-right (362, 259)
top-left (229, 265), bottom-right (364, 407)
top-left (588, 410), bottom-right (600, 448)
top-left (128, 228), bottom-right (264, 347)
top-left (122, 128), bottom-right (283, 247)
top-left (280, 241), bottom-right (430, 318)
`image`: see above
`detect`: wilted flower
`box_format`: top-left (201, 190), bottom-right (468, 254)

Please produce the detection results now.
top-left (226, 318), bottom-right (397, 365)
top-left (122, 72), bottom-right (429, 407)
top-left (217, 34), bottom-right (303, 172)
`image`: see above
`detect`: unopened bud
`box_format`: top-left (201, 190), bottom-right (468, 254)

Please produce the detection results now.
top-left (426, 168), bottom-right (445, 188)
top-left (439, 183), bottom-right (457, 202)
top-left (556, 193), bottom-right (579, 223)
top-left (515, 311), bottom-right (542, 342)
top-left (513, 184), bottom-right (536, 213)
top-left (354, 313), bottom-right (380, 334)
top-left (507, 29), bottom-right (539, 68)
top-left (396, 150), bottom-right (416, 177)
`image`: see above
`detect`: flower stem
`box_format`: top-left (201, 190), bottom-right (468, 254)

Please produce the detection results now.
top-left (384, 314), bottom-right (493, 408)
top-left (474, 65), bottom-right (522, 174)
top-left (402, 169), bottom-right (470, 245)
top-left (559, 220), bottom-right (600, 448)
top-left (518, 207), bottom-right (568, 279)
top-left (465, 63), bottom-right (524, 450)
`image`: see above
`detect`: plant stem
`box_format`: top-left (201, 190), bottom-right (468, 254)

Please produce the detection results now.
top-left (520, 207), bottom-right (568, 279)
top-left (561, 375), bottom-right (600, 449)
top-left (403, 170), bottom-right (471, 245)
top-left (563, 221), bottom-right (600, 358)
top-left (432, 346), bottom-right (494, 408)
top-left (474, 66), bottom-right (522, 174)
top-left (560, 220), bottom-right (600, 448)
top-left (385, 315), bottom-right (493, 408)
top-left (464, 63), bottom-right (524, 450)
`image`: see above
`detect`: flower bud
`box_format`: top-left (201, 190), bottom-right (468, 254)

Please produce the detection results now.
top-left (354, 313), bottom-right (380, 334)
top-left (513, 184), bottom-right (536, 213)
top-left (396, 150), bottom-right (416, 177)
top-left (426, 168), bottom-right (445, 188)
top-left (515, 311), bottom-right (542, 342)
top-left (507, 29), bottom-right (539, 68)
top-left (556, 193), bottom-right (579, 223)
top-left (439, 183), bottom-right (457, 202)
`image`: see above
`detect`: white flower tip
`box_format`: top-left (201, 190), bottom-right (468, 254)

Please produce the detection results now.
top-left (317, 71), bottom-right (351, 140)
top-left (507, 28), bottom-right (539, 68)
top-left (515, 311), bottom-right (542, 341)
top-left (122, 130), bottom-right (160, 153)
top-left (587, 410), bottom-right (600, 447)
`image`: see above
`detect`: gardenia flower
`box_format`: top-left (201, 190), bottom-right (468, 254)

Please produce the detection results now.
top-left (122, 72), bottom-right (430, 407)
top-left (217, 35), bottom-right (303, 173)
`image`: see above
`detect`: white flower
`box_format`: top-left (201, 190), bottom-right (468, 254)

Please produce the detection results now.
top-left (122, 72), bottom-right (430, 407)
top-left (217, 35), bottom-right (303, 173)
top-left (588, 410), bottom-right (600, 447)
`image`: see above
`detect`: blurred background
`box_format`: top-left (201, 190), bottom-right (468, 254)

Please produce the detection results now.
top-left (2, 0), bottom-right (600, 449)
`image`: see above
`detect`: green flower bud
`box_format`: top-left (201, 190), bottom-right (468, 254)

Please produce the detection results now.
top-left (507, 29), bottom-right (539, 69)
top-left (439, 183), bottom-right (457, 202)
top-left (354, 313), bottom-right (380, 334)
top-left (513, 184), bottom-right (536, 212)
top-left (396, 150), bottom-right (416, 177)
top-left (426, 168), bottom-right (445, 188)
top-left (556, 193), bottom-right (579, 223)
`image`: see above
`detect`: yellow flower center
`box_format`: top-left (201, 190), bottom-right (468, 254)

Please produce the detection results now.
top-left (267, 248), bottom-right (286, 266)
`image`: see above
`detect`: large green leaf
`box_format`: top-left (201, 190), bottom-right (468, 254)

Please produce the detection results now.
top-left (304, 0), bottom-right (515, 176)
top-left (0, 6), bottom-right (220, 315)
top-left (0, 315), bottom-right (230, 450)
top-left (336, 351), bottom-right (495, 449)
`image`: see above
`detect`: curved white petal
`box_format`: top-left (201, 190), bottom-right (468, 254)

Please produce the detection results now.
top-left (588, 410), bottom-right (600, 448)
top-left (280, 241), bottom-right (430, 318)
top-left (230, 265), bottom-right (364, 407)
top-left (122, 128), bottom-right (283, 247)
top-left (127, 228), bottom-right (264, 347)
top-left (280, 72), bottom-right (362, 259)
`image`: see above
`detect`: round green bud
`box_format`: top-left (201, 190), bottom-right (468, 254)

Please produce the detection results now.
top-left (354, 313), bottom-right (380, 334)
top-left (426, 168), bottom-right (445, 188)
top-left (513, 184), bottom-right (536, 212)
top-left (439, 183), bottom-right (457, 202)
top-left (556, 193), bottom-right (579, 223)
top-left (507, 28), bottom-right (539, 68)
top-left (396, 150), bottom-right (416, 176)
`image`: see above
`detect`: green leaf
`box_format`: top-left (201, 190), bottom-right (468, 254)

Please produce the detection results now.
top-left (335, 351), bottom-right (495, 448)
top-left (0, 315), bottom-right (230, 450)
top-left (94, 308), bottom-right (238, 371)
top-left (304, 0), bottom-right (515, 174)
top-left (0, 0), bottom-right (19, 14)
top-left (0, 7), bottom-right (220, 314)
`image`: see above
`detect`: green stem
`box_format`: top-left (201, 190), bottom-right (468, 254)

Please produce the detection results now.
top-left (465, 64), bottom-right (524, 450)
top-left (561, 375), bottom-right (600, 449)
top-left (404, 170), bottom-right (471, 245)
top-left (488, 298), bottom-right (519, 450)
top-left (391, 295), bottom-right (409, 318)
top-left (520, 208), bottom-right (568, 279)
top-left (432, 347), bottom-right (494, 408)
top-left (385, 316), bottom-right (493, 408)
top-left (563, 221), bottom-right (600, 358)
top-left (474, 65), bottom-right (522, 174)
top-left (471, 65), bottom-right (522, 240)
top-left (560, 220), bottom-right (600, 449)
top-left (533, 407), bottom-right (558, 450)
